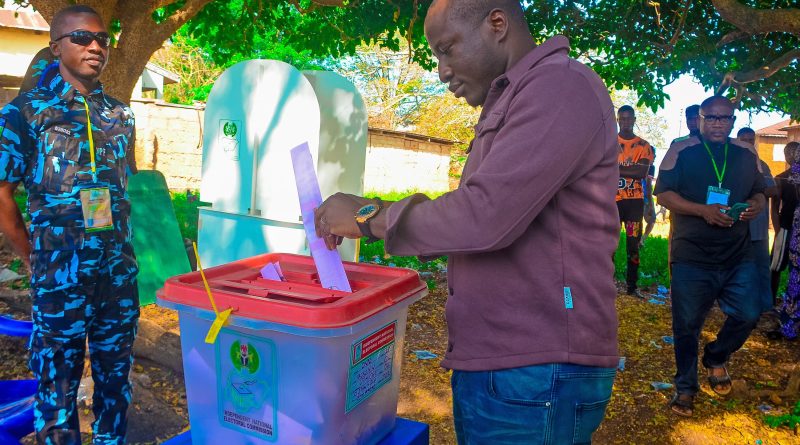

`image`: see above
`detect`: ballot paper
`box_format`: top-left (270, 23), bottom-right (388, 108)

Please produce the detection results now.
top-left (260, 263), bottom-right (284, 281)
top-left (290, 142), bottom-right (352, 292)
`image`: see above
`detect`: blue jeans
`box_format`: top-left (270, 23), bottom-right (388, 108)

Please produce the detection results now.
top-left (671, 261), bottom-right (761, 395)
top-left (750, 239), bottom-right (773, 312)
top-left (451, 363), bottom-right (616, 445)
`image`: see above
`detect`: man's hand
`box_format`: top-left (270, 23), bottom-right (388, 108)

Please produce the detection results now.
top-left (314, 193), bottom-right (367, 249)
top-left (0, 182), bottom-right (31, 267)
top-left (699, 204), bottom-right (734, 227)
top-left (738, 197), bottom-right (764, 222)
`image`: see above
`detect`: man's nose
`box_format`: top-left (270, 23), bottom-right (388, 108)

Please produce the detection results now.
top-left (87, 39), bottom-right (104, 53)
top-left (438, 62), bottom-right (452, 83)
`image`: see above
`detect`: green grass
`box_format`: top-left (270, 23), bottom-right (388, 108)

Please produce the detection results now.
top-left (170, 191), bottom-right (208, 242)
top-left (764, 399), bottom-right (800, 430)
top-left (614, 234), bottom-right (670, 288)
top-left (13, 187), bottom-right (29, 221)
top-left (364, 189), bottom-right (447, 202)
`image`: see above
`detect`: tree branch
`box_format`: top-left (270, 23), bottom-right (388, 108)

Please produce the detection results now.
top-left (668, 0), bottom-right (692, 47)
top-left (732, 48), bottom-right (800, 84)
top-left (716, 29), bottom-right (750, 48)
top-left (711, 0), bottom-right (800, 35)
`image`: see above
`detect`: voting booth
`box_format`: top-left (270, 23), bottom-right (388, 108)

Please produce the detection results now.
top-left (198, 61), bottom-right (367, 267)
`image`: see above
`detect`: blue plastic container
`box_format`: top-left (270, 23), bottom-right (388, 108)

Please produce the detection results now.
top-left (0, 316), bottom-right (33, 338)
top-left (0, 379), bottom-right (37, 443)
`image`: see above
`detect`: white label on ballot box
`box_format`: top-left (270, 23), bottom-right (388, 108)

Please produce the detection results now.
top-left (216, 329), bottom-right (277, 440)
top-left (346, 321), bottom-right (396, 413)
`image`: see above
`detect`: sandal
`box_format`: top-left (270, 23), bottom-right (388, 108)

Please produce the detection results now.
top-left (707, 366), bottom-right (732, 396)
top-left (669, 393), bottom-right (694, 417)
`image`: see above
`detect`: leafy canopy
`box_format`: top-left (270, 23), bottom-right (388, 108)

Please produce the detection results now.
top-left (179, 0), bottom-right (799, 117)
top-left (523, 1), bottom-right (800, 117)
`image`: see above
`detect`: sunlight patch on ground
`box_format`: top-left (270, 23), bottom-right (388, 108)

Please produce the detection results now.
top-left (397, 387), bottom-right (451, 419)
top-left (669, 412), bottom-right (798, 445)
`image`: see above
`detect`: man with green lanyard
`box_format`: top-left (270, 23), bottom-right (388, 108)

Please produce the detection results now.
top-left (0, 5), bottom-right (138, 444)
top-left (655, 95), bottom-right (766, 417)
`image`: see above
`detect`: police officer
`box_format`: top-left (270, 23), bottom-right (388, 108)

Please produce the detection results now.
top-left (0, 5), bottom-right (138, 444)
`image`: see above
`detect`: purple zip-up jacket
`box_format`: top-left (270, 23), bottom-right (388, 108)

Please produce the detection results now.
top-left (384, 36), bottom-right (620, 371)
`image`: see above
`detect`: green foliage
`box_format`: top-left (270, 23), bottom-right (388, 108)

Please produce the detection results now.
top-left (181, 0), bottom-right (431, 70)
top-left (8, 258), bottom-right (22, 273)
top-left (611, 89), bottom-right (668, 151)
top-left (359, 189), bottom-right (448, 271)
top-left (764, 400), bottom-right (800, 430)
top-left (13, 187), bottom-right (28, 222)
top-left (614, 233), bottom-right (671, 288)
top-left (176, 1), bottom-right (800, 117)
top-left (364, 189), bottom-right (446, 202)
top-left (170, 191), bottom-right (207, 242)
top-left (524, 1), bottom-right (800, 117)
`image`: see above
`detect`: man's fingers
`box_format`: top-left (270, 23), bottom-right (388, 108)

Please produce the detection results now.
top-left (323, 235), bottom-right (335, 250)
top-left (314, 207), bottom-right (323, 238)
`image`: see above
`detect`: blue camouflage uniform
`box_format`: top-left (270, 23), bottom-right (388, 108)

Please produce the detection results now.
top-left (0, 63), bottom-right (139, 445)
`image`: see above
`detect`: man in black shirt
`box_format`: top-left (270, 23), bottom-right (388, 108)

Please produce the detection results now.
top-left (655, 96), bottom-right (766, 417)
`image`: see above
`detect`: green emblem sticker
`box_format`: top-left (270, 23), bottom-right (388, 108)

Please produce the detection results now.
top-left (216, 329), bottom-right (277, 440)
top-left (218, 119), bottom-right (241, 161)
top-left (223, 121), bottom-right (238, 138)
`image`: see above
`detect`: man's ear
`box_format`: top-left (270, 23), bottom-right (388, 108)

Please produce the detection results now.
top-left (49, 41), bottom-right (61, 59)
top-left (487, 9), bottom-right (509, 42)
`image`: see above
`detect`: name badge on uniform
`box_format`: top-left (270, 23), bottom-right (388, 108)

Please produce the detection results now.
top-left (706, 186), bottom-right (731, 206)
top-left (79, 184), bottom-right (113, 232)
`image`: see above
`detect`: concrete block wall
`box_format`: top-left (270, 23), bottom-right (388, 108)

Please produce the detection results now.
top-left (129, 99), bottom-right (204, 191)
top-left (364, 131), bottom-right (452, 193)
top-left (2, 94), bottom-right (453, 194)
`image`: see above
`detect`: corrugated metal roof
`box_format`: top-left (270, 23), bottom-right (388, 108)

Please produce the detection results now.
top-left (369, 127), bottom-right (459, 145)
top-left (756, 119), bottom-right (792, 138)
top-left (0, 9), bottom-right (49, 32)
top-left (145, 62), bottom-right (180, 84)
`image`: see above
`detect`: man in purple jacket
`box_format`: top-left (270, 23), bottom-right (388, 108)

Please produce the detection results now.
top-left (315, 0), bottom-right (619, 442)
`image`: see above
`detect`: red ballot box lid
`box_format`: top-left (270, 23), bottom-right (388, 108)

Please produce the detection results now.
top-left (159, 253), bottom-right (426, 329)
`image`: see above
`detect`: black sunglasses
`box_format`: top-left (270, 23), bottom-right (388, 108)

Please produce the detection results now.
top-left (54, 30), bottom-right (111, 49)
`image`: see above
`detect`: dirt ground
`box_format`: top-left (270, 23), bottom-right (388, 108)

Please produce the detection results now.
top-left (2, 254), bottom-right (800, 444)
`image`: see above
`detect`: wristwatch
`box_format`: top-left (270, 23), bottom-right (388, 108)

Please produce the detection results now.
top-left (355, 199), bottom-right (383, 244)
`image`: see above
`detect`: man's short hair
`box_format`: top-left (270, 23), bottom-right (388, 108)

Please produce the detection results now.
top-left (685, 104), bottom-right (700, 118)
top-left (737, 127), bottom-right (756, 137)
top-left (438, 0), bottom-right (525, 25)
top-left (50, 5), bottom-right (102, 40)
top-left (617, 105), bottom-right (635, 115)
top-left (700, 95), bottom-right (735, 112)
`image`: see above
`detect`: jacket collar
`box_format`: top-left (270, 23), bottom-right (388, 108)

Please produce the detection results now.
top-left (44, 62), bottom-right (107, 105)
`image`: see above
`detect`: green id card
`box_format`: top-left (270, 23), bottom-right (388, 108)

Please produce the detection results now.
top-left (80, 185), bottom-right (113, 232)
top-left (706, 186), bottom-right (730, 206)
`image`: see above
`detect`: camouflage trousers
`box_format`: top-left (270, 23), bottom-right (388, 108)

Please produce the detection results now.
top-left (28, 238), bottom-right (139, 445)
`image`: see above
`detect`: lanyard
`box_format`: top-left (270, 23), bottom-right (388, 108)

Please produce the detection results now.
top-left (82, 98), bottom-right (99, 182)
top-left (703, 141), bottom-right (728, 187)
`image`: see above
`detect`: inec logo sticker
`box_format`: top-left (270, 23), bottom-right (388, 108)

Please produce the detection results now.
top-left (218, 119), bottom-right (241, 161)
top-left (223, 121), bottom-right (238, 138)
top-left (216, 331), bottom-right (277, 440)
top-left (230, 340), bottom-right (260, 374)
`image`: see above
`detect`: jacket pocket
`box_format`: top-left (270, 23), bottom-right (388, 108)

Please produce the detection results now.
top-left (30, 225), bottom-right (85, 251)
top-left (475, 111), bottom-right (505, 136)
top-left (39, 132), bottom-right (80, 193)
